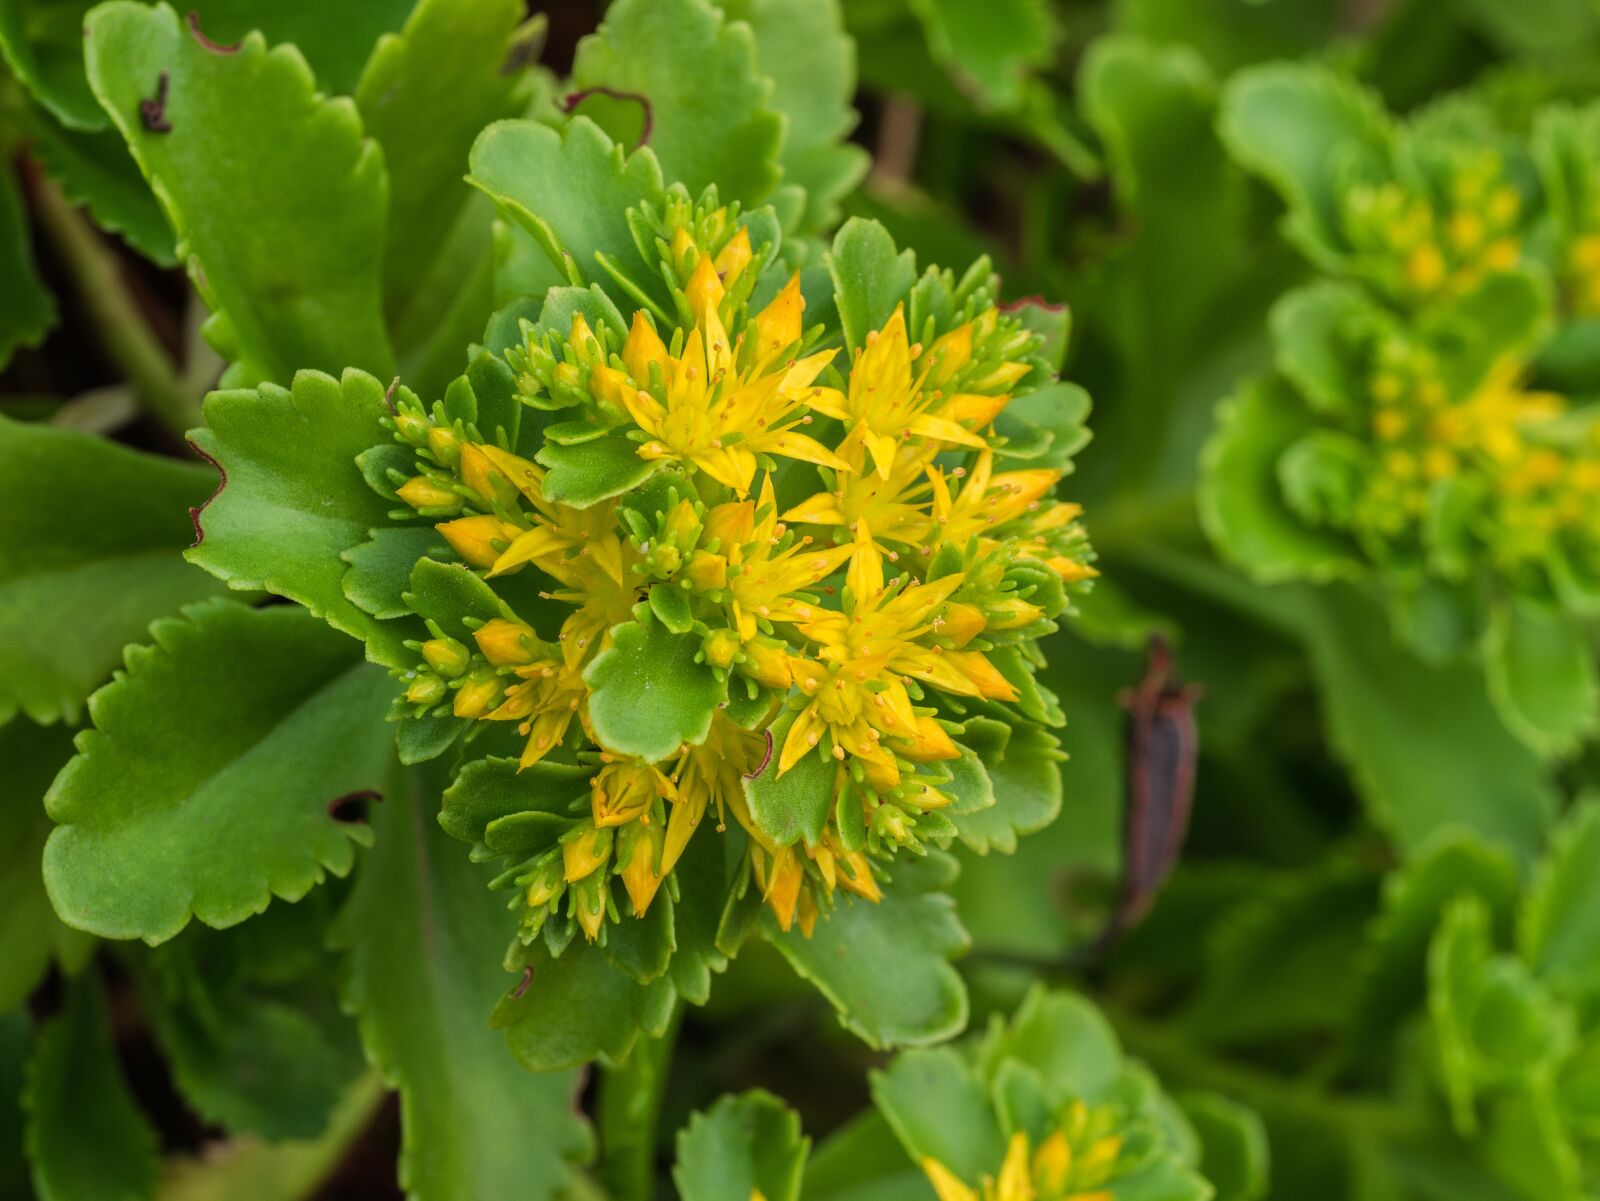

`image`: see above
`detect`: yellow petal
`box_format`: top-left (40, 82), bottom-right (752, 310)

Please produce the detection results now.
top-left (921, 1159), bottom-right (979, 1201)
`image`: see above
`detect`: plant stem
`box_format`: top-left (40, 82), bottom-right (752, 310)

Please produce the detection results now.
top-left (1105, 1003), bottom-right (1436, 1143)
top-left (30, 175), bottom-right (202, 438)
top-left (597, 1003), bottom-right (683, 1201)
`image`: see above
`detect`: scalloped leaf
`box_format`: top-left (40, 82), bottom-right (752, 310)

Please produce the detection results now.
top-left (0, 0), bottom-right (105, 129)
top-left (715, 0), bottom-right (867, 232)
top-left (570, 0), bottom-right (784, 206)
top-left (1518, 799), bottom-right (1600, 995)
top-left (188, 369), bottom-right (419, 668)
top-left (829, 218), bottom-right (917, 355)
top-left (23, 973), bottom-right (158, 1201)
top-left (1218, 62), bottom-right (1390, 268)
top-left (334, 759), bottom-right (593, 1201)
top-left (84, 1), bottom-right (393, 384)
top-left (469, 115), bottom-right (666, 306)
top-left (584, 617), bottom-right (728, 761)
top-left (355, 0), bottom-right (536, 321)
top-left (1199, 378), bottom-right (1366, 583)
top-left (43, 599), bottom-right (396, 943)
top-left (766, 851), bottom-right (968, 1049)
top-left (536, 434), bottom-right (659, 508)
top-left (870, 1047), bottom-right (1004, 1184)
top-left (674, 1090), bottom-right (810, 1201)
top-left (907, 0), bottom-right (1057, 112)
top-left (0, 720), bottom-right (85, 1013)
top-left (493, 935), bottom-right (677, 1072)
top-left (1483, 598), bottom-right (1599, 759)
top-left (1178, 1092), bottom-right (1269, 1201)
top-left (0, 413), bottom-right (226, 726)
top-left (24, 113), bottom-right (176, 265)
top-left (0, 159), bottom-right (56, 368)
top-left (947, 715), bottom-right (1063, 855)
top-left (1269, 282), bottom-right (1373, 416)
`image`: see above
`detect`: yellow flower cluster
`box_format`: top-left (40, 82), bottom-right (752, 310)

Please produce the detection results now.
top-left (1342, 150), bottom-right (1523, 304)
top-left (922, 1104), bottom-right (1127, 1201)
top-left (389, 200), bottom-right (1093, 940)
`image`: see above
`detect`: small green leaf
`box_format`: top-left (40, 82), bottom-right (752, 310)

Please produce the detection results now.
top-left (982, 986), bottom-right (1127, 1103)
top-left (674, 1090), bottom-right (811, 1201)
top-left (570, 0), bottom-right (784, 205)
top-left (947, 717), bottom-right (1062, 855)
top-left (767, 851), bottom-right (968, 1049)
top-left (1270, 282), bottom-right (1373, 416)
top-left (0, 0), bottom-right (104, 129)
top-left (870, 1047), bottom-right (1004, 1184)
top-left (404, 557), bottom-right (519, 642)
top-left (1199, 378), bottom-right (1365, 583)
top-left (493, 935), bottom-right (677, 1072)
top-left (0, 413), bottom-right (226, 726)
top-left (189, 369), bottom-right (416, 667)
top-left (0, 155), bottom-right (56, 368)
top-left (1218, 62), bottom-right (1390, 269)
top-left (1518, 799), bottom-right (1600, 995)
top-left (0, 720), bottom-right (85, 1012)
top-left (648, 583), bottom-right (695, 633)
top-left (907, 0), bottom-right (1057, 112)
top-left (828, 218), bottom-right (917, 354)
top-left (1483, 598), bottom-right (1599, 758)
top-left (744, 707), bottom-right (834, 847)
top-left (355, 0), bottom-right (536, 319)
top-left (440, 756), bottom-right (588, 850)
top-left (85, 1), bottom-right (393, 383)
top-left (584, 618), bottom-right (727, 761)
top-left (334, 760), bottom-right (594, 1201)
top-left (1178, 1092), bottom-right (1270, 1201)
top-left (537, 433), bottom-right (660, 508)
top-left (714, 0), bottom-right (867, 232)
top-left (343, 527), bottom-right (443, 621)
top-left (24, 973), bottom-right (158, 1201)
top-left (469, 116), bottom-right (665, 303)
top-left (43, 599), bottom-right (396, 943)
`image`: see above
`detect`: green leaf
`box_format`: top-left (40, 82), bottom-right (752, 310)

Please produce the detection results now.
top-left (440, 756), bottom-right (587, 850)
top-left (468, 115), bottom-right (665, 303)
top-left (0, 720), bottom-right (85, 1012)
top-left (674, 1090), bottom-right (810, 1201)
top-left (981, 987), bottom-right (1128, 1104)
top-left (355, 0), bottom-right (536, 320)
top-left (43, 599), bottom-right (396, 943)
top-left (0, 1010), bottom-right (28, 1200)
top-left (188, 369), bottom-right (416, 667)
top-left (870, 1047), bottom-right (1004, 1184)
top-left (1348, 831), bottom-right (1519, 1052)
top-left (766, 851), bottom-right (968, 1049)
top-left (1482, 598), bottom-right (1599, 758)
top-left (584, 617), bottom-right (728, 761)
top-left (711, 0), bottom-right (866, 232)
top-left (184, 1), bottom-right (417, 97)
top-left (84, 1), bottom-right (393, 383)
top-left (1518, 799), bottom-right (1600, 995)
top-left (536, 434), bottom-right (660, 508)
top-left (334, 760), bottom-right (593, 1201)
top-left (1218, 62), bottom-right (1390, 269)
top-left (24, 973), bottom-right (158, 1201)
top-left (1199, 378), bottom-right (1365, 583)
top-left (1269, 282), bottom-right (1372, 416)
top-left (947, 716), bottom-right (1063, 855)
top-left (804, 1111), bottom-right (932, 1201)
top-left (907, 0), bottom-right (1057, 112)
top-left (342, 526), bottom-right (442, 621)
top-left (0, 413), bottom-right (226, 726)
top-left (829, 218), bottom-right (917, 354)
top-left (493, 935), bottom-right (676, 1072)
top-left (0, 0), bottom-right (103, 128)
top-left (25, 114), bottom-right (176, 265)
top-left (744, 707), bottom-right (834, 847)
top-left (0, 158), bottom-right (55, 369)
top-left (1178, 1092), bottom-right (1269, 1201)
top-left (1301, 586), bottom-right (1558, 864)
top-left (570, 0), bottom-right (784, 206)
top-left (1182, 865), bottom-right (1376, 1044)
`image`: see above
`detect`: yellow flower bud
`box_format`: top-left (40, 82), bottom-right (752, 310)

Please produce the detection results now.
top-left (591, 762), bottom-right (669, 829)
top-left (396, 476), bottom-right (462, 513)
top-left (623, 312), bottom-right (670, 383)
top-left (421, 636), bottom-right (470, 678)
top-left (405, 674), bottom-right (446, 706)
top-left (704, 628), bottom-right (740, 670)
top-left (453, 667), bottom-right (503, 719)
top-left (737, 637), bottom-right (793, 690)
top-left (713, 226), bottom-right (752, 289)
top-left (685, 253), bottom-right (725, 320)
top-left (589, 363), bottom-right (633, 413)
top-left (751, 274), bottom-right (803, 367)
top-left (425, 425), bottom-right (461, 468)
top-left (524, 854), bottom-right (565, 907)
top-left (570, 871), bottom-right (608, 941)
top-left (685, 549), bottom-right (728, 592)
top-left (617, 821), bottom-right (666, 917)
top-left (936, 601), bottom-right (985, 647)
top-left (563, 823), bottom-right (612, 883)
top-left (392, 409), bottom-right (431, 444)
top-left (438, 515), bottom-right (517, 569)
top-left (473, 617), bottom-right (537, 666)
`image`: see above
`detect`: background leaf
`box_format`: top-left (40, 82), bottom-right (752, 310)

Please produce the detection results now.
top-left (85, 1), bottom-right (393, 384)
top-left (0, 413), bottom-right (225, 726)
top-left (673, 1090), bottom-right (809, 1201)
top-left (43, 599), bottom-right (396, 943)
top-left (0, 160), bottom-right (55, 368)
top-left (334, 760), bottom-right (594, 1201)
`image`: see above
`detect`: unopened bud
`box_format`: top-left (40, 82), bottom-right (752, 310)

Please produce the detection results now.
top-left (474, 618), bottom-right (537, 666)
top-left (426, 425), bottom-right (461, 468)
top-left (421, 636), bottom-right (470, 679)
top-left (396, 476), bottom-right (462, 513)
top-left (704, 628), bottom-right (741, 670)
top-left (452, 667), bottom-right (503, 719)
top-left (405, 673), bottom-right (447, 706)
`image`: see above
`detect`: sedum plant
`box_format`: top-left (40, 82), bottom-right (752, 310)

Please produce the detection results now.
top-left (9, 0), bottom-right (1600, 1199)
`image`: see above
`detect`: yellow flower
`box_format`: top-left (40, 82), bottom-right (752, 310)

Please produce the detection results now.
top-left (921, 1106), bottom-right (1127, 1201)
top-left (619, 269), bottom-right (848, 494)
